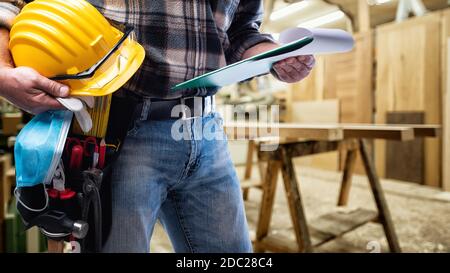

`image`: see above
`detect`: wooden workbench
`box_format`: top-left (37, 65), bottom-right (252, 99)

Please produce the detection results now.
top-left (224, 123), bottom-right (440, 253)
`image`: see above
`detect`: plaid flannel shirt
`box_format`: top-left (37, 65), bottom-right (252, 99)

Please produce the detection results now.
top-left (0, 0), bottom-right (274, 98)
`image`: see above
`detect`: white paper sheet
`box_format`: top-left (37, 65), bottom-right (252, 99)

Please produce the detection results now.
top-left (279, 28), bottom-right (354, 56)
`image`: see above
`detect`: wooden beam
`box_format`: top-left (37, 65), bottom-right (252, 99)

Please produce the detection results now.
top-left (358, 0), bottom-right (371, 32)
top-left (242, 140), bottom-right (256, 200)
top-left (257, 140), bottom-right (359, 161)
top-left (337, 148), bottom-right (358, 206)
top-left (280, 147), bottom-right (312, 252)
top-left (254, 160), bottom-right (280, 252)
top-left (359, 139), bottom-right (402, 252)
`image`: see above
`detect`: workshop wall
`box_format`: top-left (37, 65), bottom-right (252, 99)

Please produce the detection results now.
top-left (375, 12), bottom-right (442, 187)
top-left (284, 9), bottom-right (449, 187)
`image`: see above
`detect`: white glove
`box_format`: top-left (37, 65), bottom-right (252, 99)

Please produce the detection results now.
top-left (57, 97), bottom-right (93, 133)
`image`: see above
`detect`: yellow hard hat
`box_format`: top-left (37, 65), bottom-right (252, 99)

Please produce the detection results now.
top-left (9, 0), bottom-right (145, 96)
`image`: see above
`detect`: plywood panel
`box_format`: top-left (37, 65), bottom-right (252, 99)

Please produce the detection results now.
top-left (289, 57), bottom-right (326, 103)
top-left (385, 112), bottom-right (425, 183)
top-left (292, 100), bottom-right (340, 171)
top-left (444, 38), bottom-right (450, 191)
top-left (324, 32), bottom-right (374, 174)
top-left (324, 32), bottom-right (374, 124)
top-left (375, 13), bottom-right (442, 187)
top-left (442, 9), bottom-right (450, 191)
top-left (288, 31), bottom-right (374, 174)
top-left (289, 32), bottom-right (374, 125)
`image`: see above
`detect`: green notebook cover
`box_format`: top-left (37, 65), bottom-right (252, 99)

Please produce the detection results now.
top-left (172, 36), bottom-right (314, 91)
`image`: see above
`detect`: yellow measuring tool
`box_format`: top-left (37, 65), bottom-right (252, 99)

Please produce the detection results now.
top-left (72, 95), bottom-right (112, 138)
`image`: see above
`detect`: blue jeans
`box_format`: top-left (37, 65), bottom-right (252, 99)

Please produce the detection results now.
top-left (102, 111), bottom-right (252, 253)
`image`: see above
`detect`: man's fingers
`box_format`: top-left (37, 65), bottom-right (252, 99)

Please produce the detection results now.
top-left (277, 62), bottom-right (301, 83)
top-left (33, 75), bottom-right (70, 98)
top-left (273, 55), bottom-right (315, 83)
top-left (40, 96), bottom-right (66, 109)
top-left (286, 58), bottom-right (305, 71)
top-left (297, 55), bottom-right (315, 68)
top-left (31, 89), bottom-right (66, 109)
top-left (273, 63), bottom-right (295, 83)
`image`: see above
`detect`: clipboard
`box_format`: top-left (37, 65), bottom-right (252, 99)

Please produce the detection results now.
top-left (172, 36), bottom-right (314, 91)
top-left (172, 28), bottom-right (355, 91)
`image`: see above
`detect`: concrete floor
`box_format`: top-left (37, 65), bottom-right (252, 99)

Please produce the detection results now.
top-left (150, 164), bottom-right (450, 253)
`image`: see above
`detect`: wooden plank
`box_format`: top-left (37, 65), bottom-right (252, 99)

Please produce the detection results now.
top-left (342, 125), bottom-right (415, 141)
top-left (338, 124), bottom-right (440, 137)
top-left (410, 125), bottom-right (442, 138)
top-left (225, 123), bottom-right (423, 141)
top-left (308, 208), bottom-right (378, 247)
top-left (375, 13), bottom-right (442, 187)
top-left (385, 112), bottom-right (425, 184)
top-left (259, 208), bottom-right (378, 252)
top-left (224, 123), bottom-right (343, 141)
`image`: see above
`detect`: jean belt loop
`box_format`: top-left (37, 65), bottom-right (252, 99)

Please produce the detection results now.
top-left (140, 97), bottom-right (152, 121)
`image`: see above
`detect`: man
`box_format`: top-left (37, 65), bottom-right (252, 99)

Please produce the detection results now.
top-left (0, 0), bottom-right (315, 253)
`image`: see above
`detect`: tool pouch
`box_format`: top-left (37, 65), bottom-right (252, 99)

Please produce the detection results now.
top-left (17, 93), bottom-right (140, 252)
top-left (69, 94), bottom-right (140, 252)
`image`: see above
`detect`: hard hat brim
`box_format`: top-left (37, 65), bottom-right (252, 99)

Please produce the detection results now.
top-left (65, 41), bottom-right (146, 97)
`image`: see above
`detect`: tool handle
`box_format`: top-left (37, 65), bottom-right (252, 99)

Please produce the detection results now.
top-left (98, 140), bottom-right (106, 169)
top-left (69, 145), bottom-right (84, 170)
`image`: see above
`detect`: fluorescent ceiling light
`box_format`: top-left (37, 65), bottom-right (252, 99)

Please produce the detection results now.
top-left (297, 10), bottom-right (345, 28)
top-left (270, 1), bottom-right (310, 21)
top-left (368, 0), bottom-right (391, 5)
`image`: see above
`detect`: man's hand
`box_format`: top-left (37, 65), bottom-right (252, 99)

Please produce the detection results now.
top-left (243, 42), bottom-right (315, 83)
top-left (0, 66), bottom-right (69, 114)
top-left (271, 55), bottom-right (315, 83)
